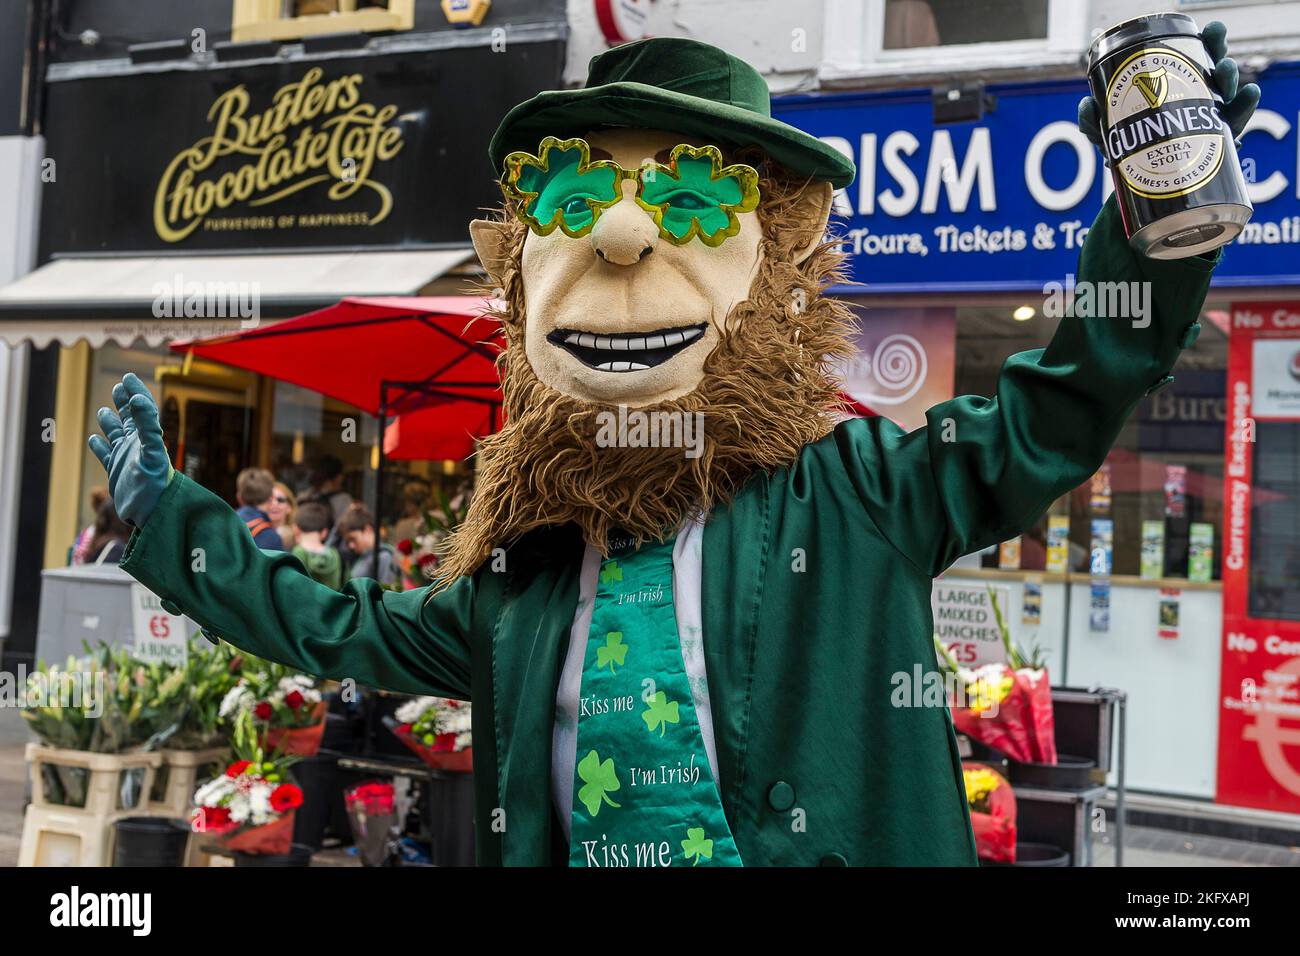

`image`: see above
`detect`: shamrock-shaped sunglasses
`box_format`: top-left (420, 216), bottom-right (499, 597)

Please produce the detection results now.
top-left (500, 137), bottom-right (761, 247)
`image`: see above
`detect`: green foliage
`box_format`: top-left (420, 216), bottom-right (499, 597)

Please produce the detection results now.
top-left (21, 644), bottom-right (187, 753)
top-left (169, 638), bottom-right (247, 749)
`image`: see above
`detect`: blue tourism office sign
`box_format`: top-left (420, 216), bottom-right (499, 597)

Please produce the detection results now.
top-left (774, 60), bottom-right (1300, 293)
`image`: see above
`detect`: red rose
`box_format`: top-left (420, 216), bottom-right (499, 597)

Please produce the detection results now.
top-left (193, 805), bottom-right (235, 833)
top-left (284, 690), bottom-right (305, 711)
top-left (254, 701), bottom-right (273, 720)
top-left (396, 538), bottom-right (414, 555)
top-left (225, 760), bottom-right (251, 777)
top-left (418, 553), bottom-right (438, 569)
top-left (396, 722), bottom-right (413, 735)
top-left (270, 784), bottom-right (303, 813)
top-left (432, 732), bottom-right (457, 752)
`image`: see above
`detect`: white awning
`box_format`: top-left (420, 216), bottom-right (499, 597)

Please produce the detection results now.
top-left (0, 248), bottom-right (474, 347)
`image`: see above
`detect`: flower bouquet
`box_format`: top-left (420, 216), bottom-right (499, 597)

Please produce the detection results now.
top-left (344, 781), bottom-right (399, 866)
top-left (935, 587), bottom-right (1056, 765)
top-left (963, 762), bottom-right (1017, 863)
top-left (388, 696), bottom-right (473, 772)
top-left (394, 489), bottom-right (472, 590)
top-left (191, 712), bottom-right (304, 856)
top-left (220, 666), bottom-right (326, 757)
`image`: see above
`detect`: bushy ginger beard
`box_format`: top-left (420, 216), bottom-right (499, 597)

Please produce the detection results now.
top-left (434, 167), bottom-right (858, 588)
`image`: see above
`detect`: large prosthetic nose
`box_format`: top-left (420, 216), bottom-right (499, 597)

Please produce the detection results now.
top-left (590, 179), bottom-right (660, 265)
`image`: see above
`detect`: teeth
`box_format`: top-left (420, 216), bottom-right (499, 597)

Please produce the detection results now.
top-left (626, 337), bottom-right (646, 351)
top-left (610, 337), bottom-right (629, 350)
top-left (662, 331), bottom-right (684, 346)
top-left (644, 334), bottom-right (666, 349)
top-left (564, 332), bottom-right (581, 345)
top-left (681, 327), bottom-right (703, 341)
top-left (578, 333), bottom-right (596, 348)
top-left (595, 361), bottom-right (650, 372)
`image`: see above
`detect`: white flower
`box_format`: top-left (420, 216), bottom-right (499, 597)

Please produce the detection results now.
top-left (395, 696), bottom-right (437, 724)
top-left (454, 732), bottom-right (472, 751)
top-left (219, 681), bottom-right (253, 719)
top-left (194, 774), bottom-right (235, 808)
top-left (228, 792), bottom-right (250, 824)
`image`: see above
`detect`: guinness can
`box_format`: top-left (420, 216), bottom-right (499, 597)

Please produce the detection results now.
top-left (1087, 13), bottom-right (1252, 259)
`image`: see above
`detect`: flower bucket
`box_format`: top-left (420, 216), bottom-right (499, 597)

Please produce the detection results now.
top-left (233, 842), bottom-right (313, 867)
top-left (113, 817), bottom-right (190, 867)
top-left (261, 702), bottom-right (328, 757)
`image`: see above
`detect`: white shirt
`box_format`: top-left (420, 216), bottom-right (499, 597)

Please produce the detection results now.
top-left (550, 517), bottom-right (718, 839)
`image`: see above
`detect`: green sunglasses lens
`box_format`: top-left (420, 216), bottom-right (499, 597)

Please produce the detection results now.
top-left (640, 154), bottom-right (745, 241)
top-left (515, 143), bottom-right (618, 234)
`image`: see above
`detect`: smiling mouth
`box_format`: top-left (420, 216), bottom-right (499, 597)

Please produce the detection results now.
top-left (547, 323), bottom-right (708, 372)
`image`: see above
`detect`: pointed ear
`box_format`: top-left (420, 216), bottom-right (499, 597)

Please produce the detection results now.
top-left (790, 181), bottom-right (835, 265)
top-left (470, 219), bottom-right (512, 286)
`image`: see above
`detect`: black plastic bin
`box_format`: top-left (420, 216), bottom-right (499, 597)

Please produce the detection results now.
top-left (113, 817), bottom-right (191, 867)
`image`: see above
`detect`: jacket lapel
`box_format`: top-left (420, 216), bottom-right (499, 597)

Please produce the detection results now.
top-left (700, 476), bottom-right (769, 822)
top-left (492, 525), bottom-right (584, 865)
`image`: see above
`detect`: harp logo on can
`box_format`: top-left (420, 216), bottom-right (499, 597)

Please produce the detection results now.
top-left (1104, 48), bottom-right (1226, 200)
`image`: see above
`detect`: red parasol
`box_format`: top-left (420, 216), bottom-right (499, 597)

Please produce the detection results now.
top-left (170, 296), bottom-right (503, 418)
top-left (383, 399), bottom-right (501, 462)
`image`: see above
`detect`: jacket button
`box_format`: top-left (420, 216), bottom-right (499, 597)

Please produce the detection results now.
top-left (819, 852), bottom-right (848, 866)
top-left (767, 781), bottom-right (795, 812)
top-left (1145, 374), bottom-right (1175, 397)
top-left (1178, 322), bottom-right (1201, 349)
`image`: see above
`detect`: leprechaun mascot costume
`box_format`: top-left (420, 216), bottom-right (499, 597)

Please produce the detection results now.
top-left (92, 30), bottom-right (1258, 866)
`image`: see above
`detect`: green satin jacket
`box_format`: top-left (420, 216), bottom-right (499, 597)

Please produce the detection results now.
top-left (121, 197), bottom-right (1217, 866)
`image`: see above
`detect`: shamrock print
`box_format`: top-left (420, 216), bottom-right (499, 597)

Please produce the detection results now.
top-left (599, 560), bottom-right (623, 586)
top-left (576, 749), bottom-right (621, 817)
top-left (596, 631), bottom-right (628, 673)
top-left (681, 827), bottom-right (714, 865)
top-left (642, 690), bottom-right (680, 736)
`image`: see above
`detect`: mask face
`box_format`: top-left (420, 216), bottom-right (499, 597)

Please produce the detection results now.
top-left (510, 128), bottom-right (765, 408)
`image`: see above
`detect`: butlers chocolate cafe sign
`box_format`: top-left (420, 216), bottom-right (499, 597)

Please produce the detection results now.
top-left (38, 41), bottom-right (564, 256)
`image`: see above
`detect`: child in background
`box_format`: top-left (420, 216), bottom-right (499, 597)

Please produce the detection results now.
top-left (291, 501), bottom-right (344, 590)
top-left (337, 505), bottom-right (400, 587)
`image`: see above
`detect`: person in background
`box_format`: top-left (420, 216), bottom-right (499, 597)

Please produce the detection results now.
top-left (71, 485), bottom-right (109, 564)
top-left (390, 479), bottom-right (430, 546)
top-left (267, 481), bottom-right (297, 550)
top-left (291, 501), bottom-right (343, 590)
top-left (302, 455), bottom-right (353, 524)
top-left (337, 504), bottom-right (400, 586)
top-left (235, 467), bottom-right (287, 552)
top-left (86, 499), bottom-right (131, 565)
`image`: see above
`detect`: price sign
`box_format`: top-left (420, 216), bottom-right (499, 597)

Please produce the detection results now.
top-left (130, 584), bottom-right (189, 665)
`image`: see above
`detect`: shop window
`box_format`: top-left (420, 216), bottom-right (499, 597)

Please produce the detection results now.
top-left (951, 302), bottom-right (1230, 583)
top-left (823, 0), bottom-right (1085, 81)
top-left (883, 0), bottom-right (1048, 49)
top-left (231, 0), bottom-right (414, 44)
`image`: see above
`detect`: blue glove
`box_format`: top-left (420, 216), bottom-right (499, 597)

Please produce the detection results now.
top-left (1078, 20), bottom-right (1262, 160)
top-left (87, 372), bottom-right (173, 527)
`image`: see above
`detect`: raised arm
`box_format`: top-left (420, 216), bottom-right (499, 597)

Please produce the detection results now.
top-left (89, 374), bottom-right (473, 698)
top-left (838, 193), bottom-right (1217, 578)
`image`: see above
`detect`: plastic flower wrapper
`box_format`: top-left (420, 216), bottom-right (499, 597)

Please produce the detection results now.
top-left (388, 696), bottom-right (473, 772)
top-left (345, 781), bottom-right (399, 866)
top-left (191, 710), bottom-right (303, 855)
top-left (935, 588), bottom-right (1057, 765)
top-left (963, 762), bottom-right (1017, 863)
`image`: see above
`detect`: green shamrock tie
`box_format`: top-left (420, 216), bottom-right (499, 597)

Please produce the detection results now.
top-left (568, 535), bottom-right (743, 867)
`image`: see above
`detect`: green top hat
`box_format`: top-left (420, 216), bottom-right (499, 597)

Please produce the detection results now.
top-left (489, 37), bottom-right (856, 188)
